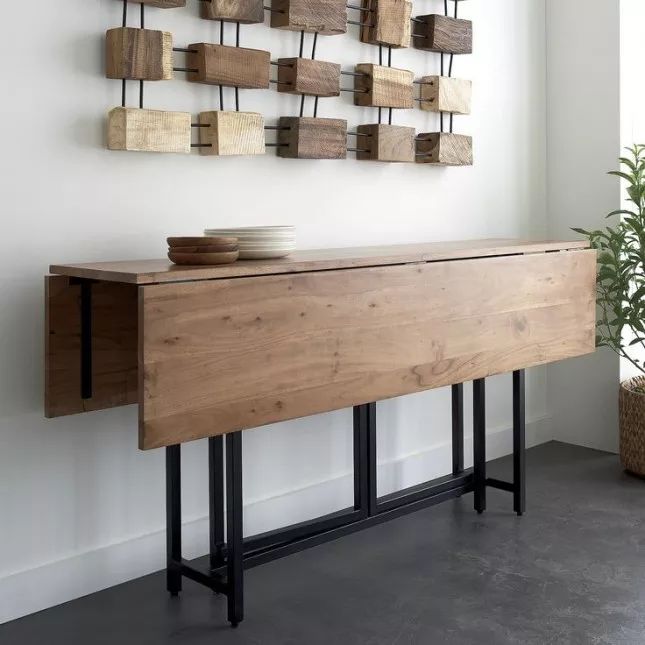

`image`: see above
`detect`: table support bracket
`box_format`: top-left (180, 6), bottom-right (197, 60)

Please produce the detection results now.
top-left (164, 371), bottom-right (526, 627)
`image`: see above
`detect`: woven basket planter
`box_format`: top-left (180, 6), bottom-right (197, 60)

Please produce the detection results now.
top-left (620, 376), bottom-right (645, 476)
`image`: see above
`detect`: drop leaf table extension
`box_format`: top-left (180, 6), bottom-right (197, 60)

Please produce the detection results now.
top-left (45, 239), bottom-right (595, 628)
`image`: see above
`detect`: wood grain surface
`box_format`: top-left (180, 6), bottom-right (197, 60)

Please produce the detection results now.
top-left (419, 75), bottom-right (471, 115)
top-left (201, 0), bottom-right (264, 23)
top-left (277, 58), bottom-right (341, 96)
top-left (198, 111), bottom-right (266, 156)
top-left (277, 116), bottom-right (347, 159)
top-left (45, 276), bottom-right (138, 417)
top-left (50, 239), bottom-right (590, 284)
top-left (138, 250), bottom-right (596, 448)
top-left (413, 15), bottom-right (473, 54)
top-left (356, 124), bottom-right (415, 162)
top-left (271, 0), bottom-right (347, 34)
top-left (355, 64), bottom-right (414, 108)
top-left (360, 0), bottom-right (411, 48)
top-left (416, 132), bottom-right (473, 166)
top-left (105, 27), bottom-right (173, 81)
top-left (187, 43), bottom-right (270, 88)
top-left (107, 107), bottom-right (191, 154)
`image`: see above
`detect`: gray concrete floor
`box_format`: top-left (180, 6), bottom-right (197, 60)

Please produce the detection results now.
top-left (2, 441), bottom-right (644, 645)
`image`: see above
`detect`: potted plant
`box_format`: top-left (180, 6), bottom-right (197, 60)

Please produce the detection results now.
top-left (573, 145), bottom-right (645, 476)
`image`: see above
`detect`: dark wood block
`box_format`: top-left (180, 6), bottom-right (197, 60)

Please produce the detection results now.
top-left (271, 0), bottom-right (347, 34)
top-left (277, 58), bottom-right (341, 96)
top-left (123, 0), bottom-right (186, 7)
top-left (360, 0), bottom-right (411, 48)
top-left (412, 15), bottom-right (473, 54)
top-left (416, 132), bottom-right (473, 166)
top-left (106, 28), bottom-right (173, 81)
top-left (354, 63), bottom-right (414, 109)
top-left (356, 124), bottom-right (415, 162)
top-left (277, 117), bottom-right (347, 159)
top-left (187, 43), bottom-right (270, 88)
top-left (201, 0), bottom-right (264, 24)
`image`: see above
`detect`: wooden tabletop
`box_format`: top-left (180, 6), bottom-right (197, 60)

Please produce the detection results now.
top-left (49, 238), bottom-right (590, 285)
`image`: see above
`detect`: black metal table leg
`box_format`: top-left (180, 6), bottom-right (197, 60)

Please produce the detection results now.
top-left (366, 402), bottom-right (378, 517)
top-left (353, 406), bottom-right (369, 518)
top-left (209, 436), bottom-right (225, 570)
top-left (473, 379), bottom-right (486, 514)
top-left (166, 445), bottom-right (182, 596)
top-left (452, 383), bottom-right (464, 476)
top-left (226, 432), bottom-right (244, 628)
top-left (513, 370), bottom-right (526, 516)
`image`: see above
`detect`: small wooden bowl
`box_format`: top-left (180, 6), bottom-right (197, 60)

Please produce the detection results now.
top-left (168, 250), bottom-right (239, 266)
top-left (167, 236), bottom-right (238, 248)
top-left (170, 244), bottom-right (239, 254)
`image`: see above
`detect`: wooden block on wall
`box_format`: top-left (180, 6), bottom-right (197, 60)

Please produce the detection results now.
top-left (419, 76), bottom-right (471, 114)
top-left (354, 64), bottom-right (413, 108)
top-left (412, 15), bottom-right (473, 54)
top-left (277, 58), bottom-right (340, 96)
top-left (198, 111), bottom-right (266, 156)
top-left (201, 0), bottom-right (264, 24)
top-left (355, 124), bottom-right (415, 162)
top-left (187, 43), bottom-right (270, 88)
top-left (360, 0), bottom-right (411, 48)
top-left (106, 28), bottom-right (173, 81)
top-left (124, 0), bottom-right (186, 7)
top-left (271, 0), bottom-right (347, 34)
top-left (107, 107), bottom-right (191, 154)
top-left (416, 132), bottom-right (473, 166)
top-left (277, 117), bottom-right (347, 159)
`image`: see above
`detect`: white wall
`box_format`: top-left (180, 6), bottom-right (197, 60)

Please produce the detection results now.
top-left (619, 0), bottom-right (645, 381)
top-left (545, 0), bottom-right (621, 453)
top-left (0, 0), bottom-right (549, 623)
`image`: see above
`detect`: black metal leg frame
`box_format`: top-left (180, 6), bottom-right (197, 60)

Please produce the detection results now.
top-left (165, 372), bottom-right (527, 627)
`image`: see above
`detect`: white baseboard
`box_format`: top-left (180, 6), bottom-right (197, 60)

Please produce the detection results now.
top-left (0, 416), bottom-right (551, 625)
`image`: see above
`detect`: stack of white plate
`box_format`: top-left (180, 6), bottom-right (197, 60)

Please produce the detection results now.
top-left (203, 226), bottom-right (296, 259)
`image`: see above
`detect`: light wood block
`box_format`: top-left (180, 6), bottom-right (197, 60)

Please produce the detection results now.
top-left (201, 0), bottom-right (264, 23)
top-left (187, 43), bottom-right (270, 88)
top-left (45, 276), bottom-right (138, 418)
top-left (138, 250), bottom-right (596, 448)
top-left (271, 0), bottom-right (347, 34)
top-left (107, 107), bottom-right (191, 154)
top-left (413, 15), bottom-right (473, 54)
top-left (416, 132), bottom-right (473, 166)
top-left (277, 58), bottom-right (341, 96)
top-left (354, 64), bottom-right (414, 109)
top-left (198, 111), bottom-right (266, 156)
top-left (355, 124), bottom-right (415, 162)
top-left (123, 0), bottom-right (186, 7)
top-left (106, 28), bottom-right (173, 81)
top-left (277, 117), bottom-right (347, 159)
top-left (360, 0), bottom-right (411, 48)
top-left (419, 76), bottom-right (471, 115)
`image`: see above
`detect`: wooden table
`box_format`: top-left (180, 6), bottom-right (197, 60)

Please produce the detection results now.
top-left (45, 239), bottom-right (596, 627)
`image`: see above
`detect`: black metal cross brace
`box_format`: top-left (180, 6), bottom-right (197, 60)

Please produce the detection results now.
top-left (164, 372), bottom-right (526, 627)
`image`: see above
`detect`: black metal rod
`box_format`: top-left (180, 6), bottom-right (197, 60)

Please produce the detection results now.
top-left (226, 432), bottom-right (244, 628)
top-left (173, 67), bottom-right (199, 73)
top-left (264, 125), bottom-right (291, 130)
top-left (121, 79), bottom-right (126, 107)
top-left (265, 142), bottom-right (289, 147)
top-left (209, 436), bottom-right (225, 570)
top-left (299, 94), bottom-right (305, 117)
top-left (179, 560), bottom-right (227, 593)
top-left (80, 280), bottom-right (93, 401)
top-left (353, 406), bottom-right (369, 517)
top-left (377, 471), bottom-right (473, 513)
top-left (122, 0), bottom-right (128, 27)
top-left (299, 30), bottom-right (305, 58)
top-left (173, 47), bottom-right (198, 53)
top-left (451, 383), bottom-right (464, 476)
top-left (473, 378), bottom-right (486, 514)
top-left (347, 19), bottom-right (373, 26)
top-left (347, 131), bottom-right (371, 136)
top-left (191, 123), bottom-right (210, 127)
top-left (314, 96), bottom-right (319, 117)
top-left (340, 88), bottom-right (369, 93)
top-left (166, 445), bottom-right (182, 596)
top-left (348, 148), bottom-right (369, 153)
top-left (366, 402), bottom-right (378, 516)
top-left (486, 477), bottom-right (514, 493)
top-left (513, 369), bottom-right (526, 516)
top-left (263, 5), bottom-right (285, 12)
top-left (340, 70), bottom-right (368, 77)
top-left (191, 143), bottom-right (212, 148)
top-left (346, 3), bottom-right (371, 10)
top-left (311, 32), bottom-right (318, 59)
top-left (270, 61), bottom-right (294, 67)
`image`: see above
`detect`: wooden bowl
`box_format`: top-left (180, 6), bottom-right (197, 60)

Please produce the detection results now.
top-left (168, 250), bottom-right (239, 266)
top-left (169, 244), bottom-right (239, 254)
top-left (167, 236), bottom-right (238, 248)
